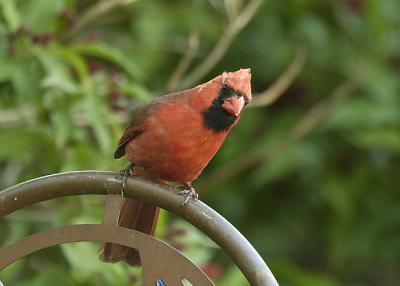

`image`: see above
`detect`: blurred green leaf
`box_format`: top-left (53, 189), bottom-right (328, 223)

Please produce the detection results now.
top-left (250, 141), bottom-right (322, 186)
top-left (0, 0), bottom-right (20, 32)
top-left (61, 242), bottom-right (133, 285)
top-left (174, 220), bottom-right (218, 266)
top-left (273, 260), bottom-right (340, 286)
top-left (72, 42), bottom-right (143, 80)
top-left (9, 61), bottom-right (43, 103)
top-left (19, 0), bottom-right (66, 33)
top-left (347, 128), bottom-right (400, 152)
top-left (121, 81), bottom-right (153, 101)
top-left (217, 266), bottom-right (250, 286)
top-left (31, 46), bottom-right (80, 94)
top-left (0, 128), bottom-right (53, 160)
top-left (325, 97), bottom-right (400, 129)
top-left (17, 267), bottom-right (76, 286)
top-left (0, 57), bottom-right (16, 81)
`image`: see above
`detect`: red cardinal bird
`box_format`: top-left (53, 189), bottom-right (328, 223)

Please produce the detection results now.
top-left (100, 69), bottom-right (252, 266)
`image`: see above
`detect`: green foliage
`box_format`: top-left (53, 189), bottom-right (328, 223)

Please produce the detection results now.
top-left (1, 0), bottom-right (399, 285)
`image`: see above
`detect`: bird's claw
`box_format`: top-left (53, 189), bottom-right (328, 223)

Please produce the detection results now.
top-left (119, 163), bottom-right (134, 177)
top-left (179, 185), bottom-right (198, 207)
top-left (119, 164), bottom-right (134, 196)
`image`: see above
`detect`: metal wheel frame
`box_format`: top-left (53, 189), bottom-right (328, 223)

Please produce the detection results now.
top-left (0, 171), bottom-right (278, 286)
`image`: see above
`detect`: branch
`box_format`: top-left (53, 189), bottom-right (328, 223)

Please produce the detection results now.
top-left (289, 71), bottom-right (362, 140)
top-left (180, 0), bottom-right (264, 89)
top-left (224, 0), bottom-right (244, 22)
top-left (199, 71), bottom-right (363, 192)
top-left (166, 31), bottom-right (200, 92)
top-left (249, 44), bottom-right (307, 108)
top-left (64, 0), bottom-right (138, 40)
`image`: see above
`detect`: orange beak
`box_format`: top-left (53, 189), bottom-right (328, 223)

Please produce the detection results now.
top-left (221, 96), bottom-right (245, 117)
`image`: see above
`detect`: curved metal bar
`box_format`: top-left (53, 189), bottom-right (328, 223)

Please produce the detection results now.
top-left (0, 224), bottom-right (214, 286)
top-left (0, 171), bottom-right (279, 286)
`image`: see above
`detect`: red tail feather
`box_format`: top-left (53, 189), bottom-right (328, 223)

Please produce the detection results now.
top-left (100, 198), bottom-right (160, 266)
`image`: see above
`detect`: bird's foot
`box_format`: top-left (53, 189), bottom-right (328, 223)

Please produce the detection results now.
top-left (118, 163), bottom-right (134, 195)
top-left (119, 163), bottom-right (134, 177)
top-left (179, 184), bottom-right (199, 207)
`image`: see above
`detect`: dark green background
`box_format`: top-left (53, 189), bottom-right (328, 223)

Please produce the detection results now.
top-left (1, 0), bottom-right (399, 285)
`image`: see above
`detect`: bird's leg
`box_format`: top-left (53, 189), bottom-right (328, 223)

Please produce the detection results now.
top-left (119, 163), bottom-right (134, 196)
top-left (179, 183), bottom-right (199, 206)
